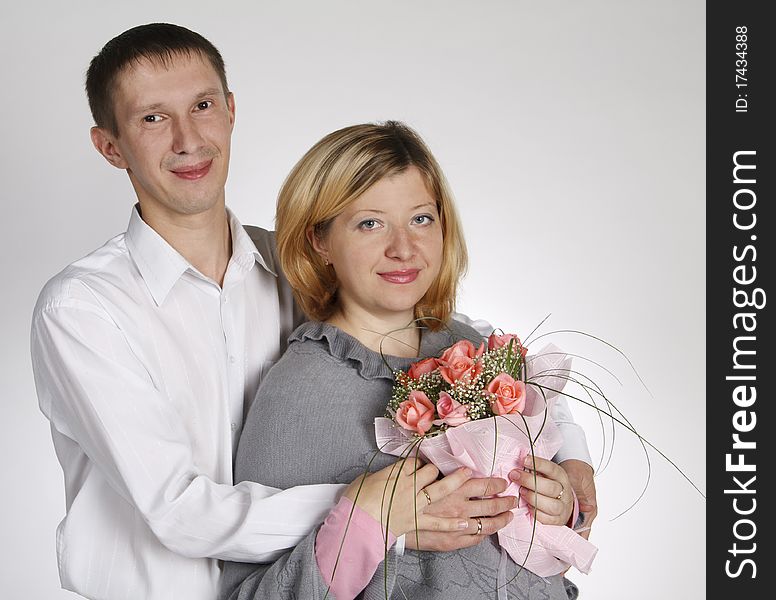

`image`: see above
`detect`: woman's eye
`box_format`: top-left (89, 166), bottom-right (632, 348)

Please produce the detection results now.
top-left (359, 219), bottom-right (379, 230)
top-left (413, 215), bottom-right (434, 225)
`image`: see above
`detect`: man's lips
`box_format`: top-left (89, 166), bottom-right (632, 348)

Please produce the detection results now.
top-left (378, 269), bottom-right (420, 284)
top-left (170, 160), bottom-right (212, 180)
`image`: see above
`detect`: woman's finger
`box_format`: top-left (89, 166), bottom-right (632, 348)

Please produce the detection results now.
top-left (420, 466), bottom-right (471, 506)
top-left (522, 455), bottom-right (565, 481)
top-left (519, 486), bottom-right (566, 517)
top-left (463, 510), bottom-right (515, 536)
top-left (457, 476), bottom-right (509, 499)
top-left (413, 513), bottom-right (470, 534)
top-left (467, 495), bottom-right (517, 518)
top-left (407, 462), bottom-right (440, 488)
top-left (467, 511), bottom-right (515, 536)
top-left (511, 468), bottom-right (563, 499)
top-left (519, 501), bottom-right (567, 527)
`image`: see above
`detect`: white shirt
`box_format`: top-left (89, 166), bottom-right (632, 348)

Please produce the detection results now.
top-left (31, 207), bottom-right (343, 600)
top-left (31, 207), bottom-right (590, 600)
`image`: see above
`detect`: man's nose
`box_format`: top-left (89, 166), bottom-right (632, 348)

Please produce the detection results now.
top-left (171, 117), bottom-right (205, 154)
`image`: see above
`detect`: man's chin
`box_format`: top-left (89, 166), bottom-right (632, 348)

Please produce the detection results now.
top-left (138, 193), bottom-right (226, 221)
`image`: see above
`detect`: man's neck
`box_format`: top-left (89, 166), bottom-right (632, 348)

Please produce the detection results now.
top-left (138, 202), bottom-right (232, 286)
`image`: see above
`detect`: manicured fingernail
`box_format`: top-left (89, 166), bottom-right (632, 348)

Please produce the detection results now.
top-left (523, 456), bottom-right (533, 467)
top-left (458, 520), bottom-right (469, 530)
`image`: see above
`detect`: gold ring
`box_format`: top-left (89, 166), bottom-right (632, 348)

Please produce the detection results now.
top-left (475, 517), bottom-right (483, 535)
top-left (421, 488), bottom-right (432, 505)
top-left (555, 483), bottom-right (565, 501)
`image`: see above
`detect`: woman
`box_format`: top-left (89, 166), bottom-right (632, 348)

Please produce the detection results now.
top-left (219, 122), bottom-right (579, 599)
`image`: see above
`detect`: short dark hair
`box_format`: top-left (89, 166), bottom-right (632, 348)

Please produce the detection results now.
top-left (86, 23), bottom-right (229, 135)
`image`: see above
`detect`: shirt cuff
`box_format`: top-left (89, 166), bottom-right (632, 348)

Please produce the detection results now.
top-left (568, 490), bottom-right (581, 530)
top-left (552, 421), bottom-right (593, 466)
top-left (315, 496), bottom-right (396, 600)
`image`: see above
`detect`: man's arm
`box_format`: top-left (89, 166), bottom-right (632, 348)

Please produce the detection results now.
top-left (32, 296), bottom-right (343, 563)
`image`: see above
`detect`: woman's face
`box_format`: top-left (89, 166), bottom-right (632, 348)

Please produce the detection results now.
top-left (316, 166), bottom-right (444, 323)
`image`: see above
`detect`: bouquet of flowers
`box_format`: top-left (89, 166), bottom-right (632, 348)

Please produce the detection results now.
top-left (374, 332), bottom-right (598, 577)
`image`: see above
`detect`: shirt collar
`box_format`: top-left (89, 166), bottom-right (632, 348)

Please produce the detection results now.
top-left (227, 209), bottom-right (278, 277)
top-left (125, 205), bottom-right (277, 306)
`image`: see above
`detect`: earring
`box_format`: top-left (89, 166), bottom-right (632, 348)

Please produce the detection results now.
top-left (324, 258), bottom-right (330, 266)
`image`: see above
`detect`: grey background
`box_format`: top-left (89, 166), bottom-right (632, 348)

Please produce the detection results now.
top-left (0, 1), bottom-right (705, 598)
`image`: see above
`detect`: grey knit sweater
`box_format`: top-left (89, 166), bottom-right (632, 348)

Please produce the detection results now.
top-left (219, 321), bottom-right (577, 600)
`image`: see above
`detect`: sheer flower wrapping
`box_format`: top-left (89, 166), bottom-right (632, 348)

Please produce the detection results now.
top-left (376, 344), bottom-right (598, 577)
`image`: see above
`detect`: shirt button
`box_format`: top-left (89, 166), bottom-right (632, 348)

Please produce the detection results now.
top-left (229, 355), bottom-right (236, 364)
top-left (222, 295), bottom-right (228, 304)
top-left (231, 423), bottom-right (237, 432)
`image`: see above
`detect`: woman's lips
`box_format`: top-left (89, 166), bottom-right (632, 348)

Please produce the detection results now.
top-left (171, 160), bottom-right (212, 180)
top-left (378, 269), bottom-right (420, 284)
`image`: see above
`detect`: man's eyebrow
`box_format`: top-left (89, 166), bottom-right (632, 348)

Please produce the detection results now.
top-left (196, 87), bottom-right (224, 99)
top-left (132, 102), bottom-right (164, 117)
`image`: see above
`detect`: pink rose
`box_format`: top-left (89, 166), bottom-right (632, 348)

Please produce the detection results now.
top-left (438, 340), bottom-right (485, 384)
top-left (486, 373), bottom-right (526, 415)
top-left (432, 392), bottom-right (470, 427)
top-left (407, 357), bottom-right (439, 379)
top-left (488, 333), bottom-right (528, 358)
top-left (396, 390), bottom-right (436, 435)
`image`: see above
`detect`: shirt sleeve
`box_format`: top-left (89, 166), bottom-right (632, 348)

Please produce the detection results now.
top-left (550, 397), bottom-right (593, 466)
top-left (220, 499), bottom-right (397, 600)
top-left (315, 496), bottom-right (396, 600)
top-left (452, 312), bottom-right (593, 467)
top-left (31, 296), bottom-right (345, 563)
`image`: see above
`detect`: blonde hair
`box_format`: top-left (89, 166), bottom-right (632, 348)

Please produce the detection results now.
top-left (275, 121), bottom-right (467, 330)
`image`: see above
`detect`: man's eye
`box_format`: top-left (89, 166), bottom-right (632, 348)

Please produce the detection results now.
top-left (143, 115), bottom-right (162, 123)
top-left (196, 101), bottom-right (213, 110)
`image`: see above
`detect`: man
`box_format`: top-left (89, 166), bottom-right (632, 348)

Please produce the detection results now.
top-left (31, 23), bottom-right (596, 600)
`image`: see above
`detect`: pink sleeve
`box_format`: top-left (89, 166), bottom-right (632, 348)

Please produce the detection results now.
top-left (315, 496), bottom-right (397, 600)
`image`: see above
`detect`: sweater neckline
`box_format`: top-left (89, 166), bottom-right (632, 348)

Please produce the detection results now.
top-left (288, 321), bottom-right (470, 380)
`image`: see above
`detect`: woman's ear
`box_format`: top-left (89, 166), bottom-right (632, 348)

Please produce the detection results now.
top-left (306, 226), bottom-right (330, 265)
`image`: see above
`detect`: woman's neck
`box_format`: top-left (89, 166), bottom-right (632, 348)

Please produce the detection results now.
top-left (326, 306), bottom-right (420, 358)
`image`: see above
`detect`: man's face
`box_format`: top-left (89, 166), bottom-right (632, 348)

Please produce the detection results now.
top-left (94, 52), bottom-right (235, 219)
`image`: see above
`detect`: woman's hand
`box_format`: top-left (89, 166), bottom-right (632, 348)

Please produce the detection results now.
top-left (509, 456), bottom-right (575, 527)
top-left (344, 459), bottom-right (485, 538)
top-left (404, 475), bottom-right (517, 551)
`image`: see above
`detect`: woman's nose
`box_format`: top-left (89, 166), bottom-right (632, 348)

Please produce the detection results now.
top-left (385, 227), bottom-right (415, 261)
